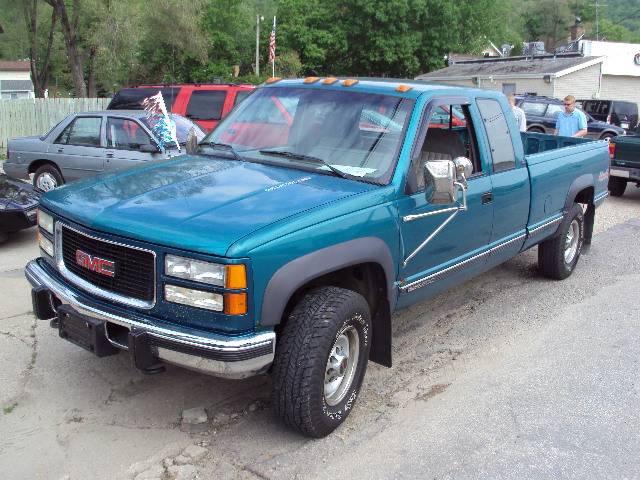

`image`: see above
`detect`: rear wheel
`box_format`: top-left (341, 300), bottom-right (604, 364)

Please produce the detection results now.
top-left (600, 133), bottom-right (615, 141)
top-left (272, 286), bottom-right (371, 438)
top-left (538, 203), bottom-right (584, 280)
top-left (608, 176), bottom-right (627, 197)
top-left (528, 127), bottom-right (545, 134)
top-left (33, 164), bottom-right (64, 192)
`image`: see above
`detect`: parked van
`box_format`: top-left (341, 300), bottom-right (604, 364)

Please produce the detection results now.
top-left (578, 99), bottom-right (639, 131)
top-left (107, 83), bottom-right (255, 132)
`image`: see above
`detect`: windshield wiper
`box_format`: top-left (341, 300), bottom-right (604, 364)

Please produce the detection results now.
top-left (200, 141), bottom-right (243, 161)
top-left (259, 149), bottom-right (354, 180)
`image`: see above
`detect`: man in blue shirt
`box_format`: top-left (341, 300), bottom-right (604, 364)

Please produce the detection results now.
top-left (555, 95), bottom-right (588, 137)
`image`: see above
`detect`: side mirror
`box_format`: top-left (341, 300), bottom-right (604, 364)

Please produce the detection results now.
top-left (140, 143), bottom-right (161, 154)
top-left (424, 160), bottom-right (456, 204)
top-left (423, 156), bottom-right (473, 205)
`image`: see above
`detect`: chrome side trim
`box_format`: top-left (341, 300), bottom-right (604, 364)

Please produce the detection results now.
top-left (55, 222), bottom-right (157, 310)
top-left (527, 216), bottom-right (562, 238)
top-left (400, 234), bottom-right (526, 293)
top-left (25, 260), bottom-right (275, 379)
top-left (594, 191), bottom-right (609, 207)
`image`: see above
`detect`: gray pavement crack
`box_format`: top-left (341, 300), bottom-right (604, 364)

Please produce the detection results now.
top-left (0, 330), bottom-right (32, 347)
top-left (2, 317), bottom-right (38, 410)
top-left (0, 311), bottom-right (33, 321)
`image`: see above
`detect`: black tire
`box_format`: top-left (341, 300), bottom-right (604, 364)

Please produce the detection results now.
top-left (272, 286), bottom-right (371, 438)
top-left (608, 176), bottom-right (627, 197)
top-left (600, 133), bottom-right (615, 141)
top-left (33, 164), bottom-right (64, 191)
top-left (538, 203), bottom-right (584, 280)
top-left (0, 232), bottom-right (7, 244)
top-left (528, 127), bottom-right (545, 134)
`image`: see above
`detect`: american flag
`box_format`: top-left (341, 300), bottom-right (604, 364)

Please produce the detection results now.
top-left (268, 17), bottom-right (276, 64)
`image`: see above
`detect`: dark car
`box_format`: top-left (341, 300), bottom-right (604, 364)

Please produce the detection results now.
top-left (0, 173), bottom-right (39, 243)
top-left (578, 99), bottom-right (638, 131)
top-left (516, 95), bottom-right (625, 140)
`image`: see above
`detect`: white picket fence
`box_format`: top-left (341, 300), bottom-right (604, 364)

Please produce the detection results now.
top-left (0, 98), bottom-right (111, 154)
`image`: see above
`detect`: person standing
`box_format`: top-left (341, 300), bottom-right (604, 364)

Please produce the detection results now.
top-left (555, 95), bottom-right (588, 137)
top-left (508, 94), bottom-right (527, 132)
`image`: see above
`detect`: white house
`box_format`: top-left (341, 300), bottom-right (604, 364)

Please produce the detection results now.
top-left (0, 61), bottom-right (35, 99)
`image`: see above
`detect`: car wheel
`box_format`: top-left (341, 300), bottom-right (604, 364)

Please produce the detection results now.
top-left (600, 133), bottom-right (615, 141)
top-left (33, 164), bottom-right (64, 192)
top-left (0, 232), bottom-right (7, 244)
top-left (272, 286), bottom-right (371, 438)
top-left (527, 127), bottom-right (544, 134)
top-left (608, 176), bottom-right (626, 197)
top-left (538, 203), bottom-right (584, 280)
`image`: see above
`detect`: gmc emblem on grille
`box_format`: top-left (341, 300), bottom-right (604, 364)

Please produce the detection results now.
top-left (75, 250), bottom-right (116, 277)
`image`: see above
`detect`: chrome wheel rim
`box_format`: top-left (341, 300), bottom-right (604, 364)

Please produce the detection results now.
top-left (324, 325), bottom-right (359, 407)
top-left (564, 219), bottom-right (579, 264)
top-left (36, 172), bottom-right (57, 191)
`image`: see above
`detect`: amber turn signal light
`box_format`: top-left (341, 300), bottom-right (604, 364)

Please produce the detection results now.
top-left (225, 264), bottom-right (247, 289)
top-left (224, 293), bottom-right (247, 315)
top-left (342, 79), bottom-right (359, 87)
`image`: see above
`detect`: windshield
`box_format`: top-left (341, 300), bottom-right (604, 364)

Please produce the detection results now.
top-left (200, 86), bottom-right (414, 184)
top-left (140, 114), bottom-right (205, 145)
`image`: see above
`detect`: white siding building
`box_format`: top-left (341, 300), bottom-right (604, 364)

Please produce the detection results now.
top-left (0, 61), bottom-right (34, 99)
top-left (415, 54), bottom-right (604, 100)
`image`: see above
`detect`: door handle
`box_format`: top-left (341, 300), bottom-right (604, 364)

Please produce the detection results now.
top-left (106, 152), bottom-right (114, 158)
top-left (482, 191), bottom-right (493, 204)
top-left (57, 148), bottom-right (64, 153)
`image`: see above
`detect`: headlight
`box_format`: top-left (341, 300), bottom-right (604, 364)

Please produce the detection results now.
top-left (165, 284), bottom-right (223, 311)
top-left (37, 210), bottom-right (54, 234)
top-left (165, 255), bottom-right (246, 288)
top-left (38, 231), bottom-right (54, 257)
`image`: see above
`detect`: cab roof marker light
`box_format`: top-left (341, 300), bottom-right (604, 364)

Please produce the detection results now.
top-left (342, 79), bottom-right (359, 87)
top-left (396, 84), bottom-right (412, 92)
top-left (265, 77), bottom-right (282, 84)
top-left (322, 77), bottom-right (339, 85)
top-left (304, 77), bottom-right (320, 84)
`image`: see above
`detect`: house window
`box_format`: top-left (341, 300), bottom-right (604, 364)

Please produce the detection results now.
top-left (502, 83), bottom-right (516, 96)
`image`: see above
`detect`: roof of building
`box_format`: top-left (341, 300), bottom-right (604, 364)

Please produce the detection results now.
top-left (0, 80), bottom-right (34, 91)
top-left (417, 54), bottom-right (604, 80)
top-left (0, 60), bottom-right (30, 72)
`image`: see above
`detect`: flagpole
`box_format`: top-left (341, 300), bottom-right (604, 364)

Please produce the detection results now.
top-left (272, 16), bottom-right (276, 77)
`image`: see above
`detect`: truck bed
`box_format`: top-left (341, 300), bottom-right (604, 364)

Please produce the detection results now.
top-left (522, 132), bottom-right (609, 232)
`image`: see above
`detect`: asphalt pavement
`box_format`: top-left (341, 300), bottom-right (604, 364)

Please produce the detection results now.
top-left (1, 187), bottom-right (639, 480)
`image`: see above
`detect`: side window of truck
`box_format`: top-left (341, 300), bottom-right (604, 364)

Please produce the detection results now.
top-left (406, 102), bottom-right (481, 194)
top-left (476, 99), bottom-right (516, 173)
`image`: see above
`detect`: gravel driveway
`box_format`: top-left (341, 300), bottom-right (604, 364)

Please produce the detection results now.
top-left (1, 186), bottom-right (639, 480)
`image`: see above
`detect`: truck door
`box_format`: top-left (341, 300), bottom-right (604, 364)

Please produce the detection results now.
top-left (396, 98), bottom-right (494, 307)
top-left (475, 98), bottom-right (529, 265)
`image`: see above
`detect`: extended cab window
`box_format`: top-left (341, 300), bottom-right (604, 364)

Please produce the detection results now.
top-left (546, 104), bottom-right (563, 119)
top-left (56, 117), bottom-right (102, 146)
top-left (107, 117), bottom-right (154, 150)
top-left (407, 102), bottom-right (480, 194)
top-left (477, 98), bottom-right (516, 173)
top-left (186, 90), bottom-right (227, 120)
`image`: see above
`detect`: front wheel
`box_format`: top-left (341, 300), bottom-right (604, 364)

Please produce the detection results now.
top-left (272, 286), bottom-right (371, 438)
top-left (33, 164), bottom-right (64, 192)
top-left (608, 176), bottom-right (627, 197)
top-left (538, 203), bottom-right (584, 280)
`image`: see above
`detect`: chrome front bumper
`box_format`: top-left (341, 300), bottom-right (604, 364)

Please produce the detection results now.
top-left (25, 259), bottom-right (275, 379)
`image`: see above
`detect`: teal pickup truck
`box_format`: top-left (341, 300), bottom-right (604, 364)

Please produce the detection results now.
top-left (25, 78), bottom-right (609, 437)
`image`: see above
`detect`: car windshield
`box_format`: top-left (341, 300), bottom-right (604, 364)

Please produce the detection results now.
top-left (199, 86), bottom-right (414, 184)
top-left (140, 114), bottom-right (205, 146)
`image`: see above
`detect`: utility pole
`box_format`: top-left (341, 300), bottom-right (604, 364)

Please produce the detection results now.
top-left (594, 0), bottom-right (608, 41)
top-left (255, 14), bottom-right (264, 77)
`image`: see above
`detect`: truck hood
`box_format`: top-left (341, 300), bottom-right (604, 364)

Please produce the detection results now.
top-left (41, 155), bottom-right (376, 255)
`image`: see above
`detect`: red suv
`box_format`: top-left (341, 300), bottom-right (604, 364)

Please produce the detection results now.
top-left (107, 83), bottom-right (255, 132)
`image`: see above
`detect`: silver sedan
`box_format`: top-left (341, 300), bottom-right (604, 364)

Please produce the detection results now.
top-left (4, 111), bottom-right (205, 191)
